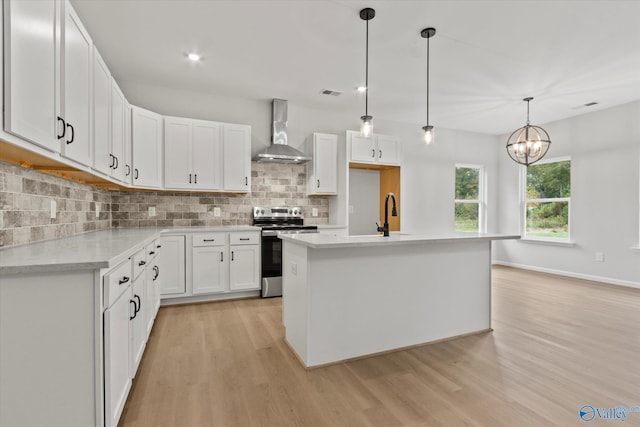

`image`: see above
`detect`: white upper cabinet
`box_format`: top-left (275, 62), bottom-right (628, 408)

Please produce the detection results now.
top-left (60, 1), bottom-right (92, 166)
top-left (222, 124), bottom-right (251, 192)
top-left (92, 49), bottom-right (112, 176)
top-left (307, 133), bottom-right (338, 195)
top-left (348, 130), bottom-right (401, 166)
top-left (131, 106), bottom-right (162, 188)
top-left (110, 81), bottom-right (127, 183)
top-left (3, 0), bottom-right (58, 150)
top-left (164, 117), bottom-right (222, 190)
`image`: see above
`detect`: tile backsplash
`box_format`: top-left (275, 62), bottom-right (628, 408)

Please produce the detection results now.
top-left (0, 161), bottom-right (111, 247)
top-left (0, 161), bottom-right (329, 247)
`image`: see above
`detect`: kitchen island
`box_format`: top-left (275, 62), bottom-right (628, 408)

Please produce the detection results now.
top-left (279, 232), bottom-right (519, 368)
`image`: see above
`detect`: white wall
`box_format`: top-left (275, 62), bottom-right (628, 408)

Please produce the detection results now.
top-left (495, 101), bottom-right (640, 287)
top-left (348, 169), bottom-right (380, 235)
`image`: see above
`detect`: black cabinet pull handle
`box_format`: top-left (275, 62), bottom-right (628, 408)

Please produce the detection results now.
top-left (134, 169), bottom-right (139, 180)
top-left (317, 179), bottom-right (320, 188)
top-left (149, 250), bottom-right (155, 255)
top-left (153, 265), bottom-right (159, 281)
top-left (109, 154), bottom-right (115, 168)
top-left (156, 245), bottom-right (162, 249)
top-left (231, 251), bottom-right (234, 261)
top-left (189, 173), bottom-right (192, 184)
top-left (379, 149), bottom-right (382, 158)
top-left (245, 176), bottom-right (248, 186)
top-left (129, 299), bottom-right (137, 320)
top-left (57, 117), bottom-right (66, 139)
top-left (134, 295), bottom-right (141, 314)
top-left (194, 174), bottom-right (197, 184)
top-left (125, 165), bottom-right (131, 176)
top-left (113, 156), bottom-right (118, 170)
top-left (203, 238), bottom-right (215, 242)
top-left (66, 123), bottom-right (74, 144)
top-left (371, 149), bottom-right (375, 158)
top-left (118, 276), bottom-right (130, 285)
top-left (138, 260), bottom-right (146, 266)
top-left (239, 238), bottom-right (250, 241)
top-left (220, 252), bottom-right (224, 262)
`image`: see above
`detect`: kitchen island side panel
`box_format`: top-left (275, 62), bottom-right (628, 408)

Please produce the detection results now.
top-left (282, 241), bottom-right (310, 363)
top-left (301, 240), bottom-right (491, 367)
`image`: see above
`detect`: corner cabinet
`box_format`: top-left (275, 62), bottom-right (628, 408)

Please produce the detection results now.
top-left (222, 124), bottom-right (252, 192)
top-left (307, 133), bottom-right (338, 195)
top-left (131, 106), bottom-right (163, 188)
top-left (348, 130), bottom-right (401, 166)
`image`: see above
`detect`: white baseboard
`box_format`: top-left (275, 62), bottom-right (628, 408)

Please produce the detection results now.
top-left (492, 260), bottom-right (640, 289)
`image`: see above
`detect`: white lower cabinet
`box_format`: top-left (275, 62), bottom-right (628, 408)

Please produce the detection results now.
top-left (229, 245), bottom-right (260, 291)
top-left (159, 235), bottom-right (186, 295)
top-left (193, 246), bottom-right (228, 294)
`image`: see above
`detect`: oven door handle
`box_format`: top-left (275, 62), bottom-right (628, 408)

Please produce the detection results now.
top-left (262, 230), bottom-right (279, 237)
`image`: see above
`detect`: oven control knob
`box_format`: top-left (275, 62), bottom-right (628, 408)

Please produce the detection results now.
top-left (260, 209), bottom-right (265, 215)
top-left (288, 209), bottom-right (292, 214)
top-left (293, 209), bottom-right (299, 215)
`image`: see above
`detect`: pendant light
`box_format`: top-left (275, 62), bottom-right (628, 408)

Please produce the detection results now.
top-left (506, 97), bottom-right (551, 166)
top-left (359, 7), bottom-right (375, 137)
top-left (421, 27), bottom-right (436, 145)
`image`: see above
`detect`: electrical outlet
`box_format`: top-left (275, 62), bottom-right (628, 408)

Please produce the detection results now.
top-left (148, 206), bottom-right (156, 217)
top-left (312, 208), bottom-right (318, 217)
top-left (290, 262), bottom-right (297, 276)
top-left (595, 251), bottom-right (604, 262)
top-left (95, 202), bottom-right (101, 218)
top-left (213, 207), bottom-right (221, 217)
top-left (50, 200), bottom-right (57, 219)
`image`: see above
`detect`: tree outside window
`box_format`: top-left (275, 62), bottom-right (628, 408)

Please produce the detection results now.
top-left (455, 165), bottom-right (485, 232)
top-left (524, 158), bottom-right (571, 240)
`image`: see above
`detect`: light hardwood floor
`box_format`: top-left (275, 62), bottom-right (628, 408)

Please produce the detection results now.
top-left (119, 266), bottom-right (640, 427)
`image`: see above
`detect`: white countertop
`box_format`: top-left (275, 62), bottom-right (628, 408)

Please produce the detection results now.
top-left (0, 226), bottom-right (261, 275)
top-left (279, 232), bottom-right (521, 249)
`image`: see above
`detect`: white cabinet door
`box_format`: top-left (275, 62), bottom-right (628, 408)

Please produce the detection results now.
top-left (61, 1), bottom-right (92, 166)
top-left (308, 133), bottom-right (337, 195)
top-left (159, 235), bottom-right (186, 295)
top-left (192, 121), bottom-right (222, 190)
top-left (229, 245), bottom-right (260, 291)
top-left (111, 81), bottom-right (127, 182)
top-left (104, 288), bottom-right (132, 427)
top-left (192, 247), bottom-right (227, 294)
top-left (223, 124), bottom-right (251, 192)
top-left (350, 133), bottom-right (376, 163)
top-left (130, 274), bottom-right (146, 377)
top-left (163, 117), bottom-right (192, 189)
top-left (376, 134), bottom-right (400, 165)
top-left (3, 0), bottom-right (59, 151)
top-left (123, 102), bottom-right (133, 185)
top-left (92, 48), bottom-right (112, 176)
top-left (131, 106), bottom-right (162, 188)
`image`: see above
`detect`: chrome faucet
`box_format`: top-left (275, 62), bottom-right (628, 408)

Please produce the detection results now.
top-left (376, 192), bottom-right (398, 237)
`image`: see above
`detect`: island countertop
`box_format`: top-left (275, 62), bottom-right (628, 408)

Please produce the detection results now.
top-left (279, 232), bottom-right (520, 249)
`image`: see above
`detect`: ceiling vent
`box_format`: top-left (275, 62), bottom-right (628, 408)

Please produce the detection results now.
top-left (320, 89), bottom-right (343, 96)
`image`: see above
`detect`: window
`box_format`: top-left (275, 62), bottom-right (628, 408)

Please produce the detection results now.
top-left (523, 157), bottom-right (571, 240)
top-left (454, 164), bottom-right (485, 232)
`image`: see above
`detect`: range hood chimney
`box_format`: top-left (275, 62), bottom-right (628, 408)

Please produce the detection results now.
top-left (253, 99), bottom-right (312, 164)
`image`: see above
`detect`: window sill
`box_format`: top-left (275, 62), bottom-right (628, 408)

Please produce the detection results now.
top-left (519, 238), bottom-right (576, 248)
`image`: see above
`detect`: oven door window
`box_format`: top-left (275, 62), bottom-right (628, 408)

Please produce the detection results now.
top-left (261, 235), bottom-right (282, 278)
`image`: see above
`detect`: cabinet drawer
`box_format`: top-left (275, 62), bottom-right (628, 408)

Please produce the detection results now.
top-left (146, 239), bottom-right (159, 261)
top-left (132, 249), bottom-right (147, 279)
top-left (104, 259), bottom-right (132, 308)
top-left (229, 232), bottom-right (259, 245)
top-left (192, 232), bottom-right (226, 247)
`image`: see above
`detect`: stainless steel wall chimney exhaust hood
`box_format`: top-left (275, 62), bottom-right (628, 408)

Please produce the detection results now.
top-left (253, 99), bottom-right (312, 164)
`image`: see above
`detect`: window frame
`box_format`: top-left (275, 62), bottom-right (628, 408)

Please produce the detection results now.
top-left (520, 156), bottom-right (572, 243)
top-left (454, 163), bottom-right (486, 233)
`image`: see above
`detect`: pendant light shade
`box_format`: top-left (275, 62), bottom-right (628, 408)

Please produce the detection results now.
top-left (359, 8), bottom-right (375, 137)
top-left (421, 27), bottom-right (436, 145)
top-left (506, 97), bottom-right (551, 166)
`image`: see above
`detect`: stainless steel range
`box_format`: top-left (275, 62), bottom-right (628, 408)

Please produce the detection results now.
top-left (253, 206), bottom-right (318, 297)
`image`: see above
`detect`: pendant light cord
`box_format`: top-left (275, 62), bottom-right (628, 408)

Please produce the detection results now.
top-left (526, 99), bottom-right (530, 125)
top-left (365, 17), bottom-right (369, 117)
top-left (426, 34), bottom-right (430, 126)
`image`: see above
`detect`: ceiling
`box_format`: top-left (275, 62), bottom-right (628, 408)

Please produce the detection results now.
top-left (71, 0), bottom-right (640, 135)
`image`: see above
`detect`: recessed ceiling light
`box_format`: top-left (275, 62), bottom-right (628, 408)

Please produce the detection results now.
top-left (357, 86), bottom-right (367, 93)
top-left (187, 53), bottom-right (201, 62)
